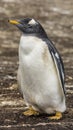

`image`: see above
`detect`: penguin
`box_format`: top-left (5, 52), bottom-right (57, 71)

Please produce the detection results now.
top-left (9, 18), bottom-right (66, 119)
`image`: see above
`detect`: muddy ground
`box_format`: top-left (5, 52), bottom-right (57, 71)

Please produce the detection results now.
top-left (0, 0), bottom-right (73, 130)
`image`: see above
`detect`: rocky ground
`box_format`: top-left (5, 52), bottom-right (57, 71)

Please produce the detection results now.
top-left (0, 0), bottom-right (73, 129)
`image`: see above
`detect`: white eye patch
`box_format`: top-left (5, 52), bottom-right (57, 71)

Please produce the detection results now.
top-left (28, 19), bottom-right (37, 25)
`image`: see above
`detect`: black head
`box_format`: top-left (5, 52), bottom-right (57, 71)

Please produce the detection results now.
top-left (9, 18), bottom-right (48, 38)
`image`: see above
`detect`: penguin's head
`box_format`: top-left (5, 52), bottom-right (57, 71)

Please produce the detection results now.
top-left (9, 18), bottom-right (47, 38)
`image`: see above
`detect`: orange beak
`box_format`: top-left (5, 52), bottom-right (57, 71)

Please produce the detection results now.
top-left (9, 20), bottom-right (19, 25)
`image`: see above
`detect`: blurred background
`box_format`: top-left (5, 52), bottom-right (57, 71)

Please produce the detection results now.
top-left (0, 0), bottom-right (73, 129)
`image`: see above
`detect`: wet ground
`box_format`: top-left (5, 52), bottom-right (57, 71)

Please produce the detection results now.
top-left (0, 0), bottom-right (73, 129)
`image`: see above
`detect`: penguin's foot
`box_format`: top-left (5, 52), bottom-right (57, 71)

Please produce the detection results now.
top-left (23, 107), bottom-right (39, 116)
top-left (48, 112), bottom-right (62, 120)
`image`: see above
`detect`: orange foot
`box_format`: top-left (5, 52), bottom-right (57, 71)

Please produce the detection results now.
top-left (23, 106), bottom-right (39, 116)
top-left (49, 112), bottom-right (62, 120)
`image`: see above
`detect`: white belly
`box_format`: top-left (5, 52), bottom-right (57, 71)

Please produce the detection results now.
top-left (18, 35), bottom-right (66, 113)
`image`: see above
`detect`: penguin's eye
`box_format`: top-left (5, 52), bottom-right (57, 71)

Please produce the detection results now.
top-left (23, 24), bottom-right (32, 29)
top-left (27, 25), bottom-right (33, 28)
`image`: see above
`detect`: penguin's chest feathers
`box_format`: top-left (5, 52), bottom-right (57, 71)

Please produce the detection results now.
top-left (19, 35), bottom-right (53, 69)
top-left (19, 35), bottom-right (58, 93)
